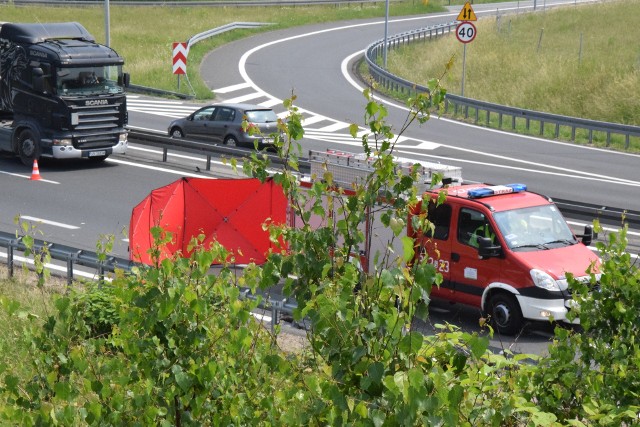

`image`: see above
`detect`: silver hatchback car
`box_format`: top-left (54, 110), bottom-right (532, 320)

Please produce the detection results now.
top-left (168, 103), bottom-right (281, 148)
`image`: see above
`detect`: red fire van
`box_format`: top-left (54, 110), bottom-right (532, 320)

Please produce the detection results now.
top-left (409, 183), bottom-right (600, 335)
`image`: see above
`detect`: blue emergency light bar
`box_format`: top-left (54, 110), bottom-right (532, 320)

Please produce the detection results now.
top-left (467, 183), bottom-right (527, 199)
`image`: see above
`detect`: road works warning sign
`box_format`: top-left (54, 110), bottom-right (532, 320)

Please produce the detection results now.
top-left (456, 1), bottom-right (477, 22)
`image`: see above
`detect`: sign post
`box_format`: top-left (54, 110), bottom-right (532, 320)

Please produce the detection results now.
top-left (456, 2), bottom-right (477, 97)
top-left (172, 42), bottom-right (188, 91)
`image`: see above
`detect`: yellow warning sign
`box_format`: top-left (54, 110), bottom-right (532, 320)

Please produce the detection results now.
top-left (457, 1), bottom-right (477, 22)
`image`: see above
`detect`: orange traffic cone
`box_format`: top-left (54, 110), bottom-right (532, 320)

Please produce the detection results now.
top-left (30, 159), bottom-right (42, 181)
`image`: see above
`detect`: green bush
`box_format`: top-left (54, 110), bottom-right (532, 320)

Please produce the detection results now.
top-left (526, 220), bottom-right (640, 425)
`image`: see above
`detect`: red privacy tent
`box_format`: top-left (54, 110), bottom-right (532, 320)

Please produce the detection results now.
top-left (129, 177), bottom-right (288, 265)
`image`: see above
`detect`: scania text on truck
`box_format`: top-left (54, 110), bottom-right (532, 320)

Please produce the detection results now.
top-left (0, 22), bottom-right (129, 166)
top-left (409, 183), bottom-right (600, 335)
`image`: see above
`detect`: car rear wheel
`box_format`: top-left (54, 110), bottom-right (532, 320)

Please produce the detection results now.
top-left (170, 128), bottom-right (184, 138)
top-left (224, 135), bottom-right (238, 147)
top-left (486, 293), bottom-right (524, 335)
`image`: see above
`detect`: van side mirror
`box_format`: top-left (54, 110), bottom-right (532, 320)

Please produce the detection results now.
top-left (122, 72), bottom-right (130, 88)
top-left (478, 237), bottom-right (502, 259)
top-left (578, 225), bottom-right (593, 246)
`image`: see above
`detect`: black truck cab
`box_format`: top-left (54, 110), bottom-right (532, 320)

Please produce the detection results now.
top-left (0, 22), bottom-right (129, 165)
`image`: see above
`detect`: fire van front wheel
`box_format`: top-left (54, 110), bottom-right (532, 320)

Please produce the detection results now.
top-left (17, 129), bottom-right (40, 167)
top-left (486, 293), bottom-right (524, 335)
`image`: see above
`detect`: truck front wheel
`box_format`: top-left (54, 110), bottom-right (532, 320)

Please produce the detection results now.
top-left (17, 129), bottom-right (40, 167)
top-left (486, 293), bottom-right (524, 335)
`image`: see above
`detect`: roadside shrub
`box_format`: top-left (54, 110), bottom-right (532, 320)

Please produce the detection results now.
top-left (70, 282), bottom-right (120, 339)
top-left (526, 220), bottom-right (640, 425)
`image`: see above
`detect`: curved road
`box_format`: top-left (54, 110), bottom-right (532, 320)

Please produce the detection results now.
top-left (195, 0), bottom-right (640, 211)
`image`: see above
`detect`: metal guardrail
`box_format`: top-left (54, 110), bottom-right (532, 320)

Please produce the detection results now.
top-left (187, 22), bottom-right (272, 49)
top-left (553, 198), bottom-right (640, 229)
top-left (128, 128), bottom-right (309, 173)
top-left (364, 24), bottom-right (640, 149)
top-left (0, 231), bottom-right (136, 284)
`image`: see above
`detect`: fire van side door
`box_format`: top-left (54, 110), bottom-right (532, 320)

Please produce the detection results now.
top-left (415, 201), bottom-right (454, 300)
top-left (448, 206), bottom-right (502, 308)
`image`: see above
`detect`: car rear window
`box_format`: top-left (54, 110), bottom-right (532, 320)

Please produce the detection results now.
top-left (246, 109), bottom-right (278, 123)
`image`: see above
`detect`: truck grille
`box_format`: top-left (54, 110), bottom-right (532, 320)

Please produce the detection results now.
top-left (71, 102), bottom-right (124, 149)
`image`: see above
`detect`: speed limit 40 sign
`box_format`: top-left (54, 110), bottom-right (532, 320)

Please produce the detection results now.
top-left (456, 22), bottom-right (477, 44)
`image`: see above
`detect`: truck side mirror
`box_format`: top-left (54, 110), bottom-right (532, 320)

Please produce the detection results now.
top-left (118, 73), bottom-right (130, 88)
top-left (478, 237), bottom-right (501, 259)
top-left (578, 225), bottom-right (593, 246)
top-left (32, 67), bottom-right (44, 93)
top-left (122, 72), bottom-right (130, 88)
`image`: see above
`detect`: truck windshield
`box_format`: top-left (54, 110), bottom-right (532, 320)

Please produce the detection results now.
top-left (56, 65), bottom-right (124, 96)
top-left (493, 205), bottom-right (577, 251)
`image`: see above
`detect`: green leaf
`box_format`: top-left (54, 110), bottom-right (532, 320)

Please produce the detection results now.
top-left (172, 365), bottom-right (193, 393)
top-left (368, 362), bottom-right (385, 385)
top-left (54, 381), bottom-right (71, 400)
top-left (451, 352), bottom-right (467, 375)
top-left (4, 374), bottom-right (19, 392)
top-left (399, 332), bottom-right (423, 355)
top-left (70, 347), bottom-right (89, 373)
top-left (349, 123), bottom-right (359, 138)
top-left (448, 384), bottom-right (464, 408)
top-left (401, 236), bottom-right (415, 263)
top-left (355, 401), bottom-right (368, 418)
top-left (327, 384), bottom-right (348, 411)
top-left (468, 335), bottom-right (490, 359)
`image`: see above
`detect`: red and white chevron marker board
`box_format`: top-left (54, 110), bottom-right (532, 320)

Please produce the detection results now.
top-left (172, 42), bottom-right (188, 75)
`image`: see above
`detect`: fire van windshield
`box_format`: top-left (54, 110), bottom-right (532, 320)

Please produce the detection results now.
top-left (493, 205), bottom-right (577, 251)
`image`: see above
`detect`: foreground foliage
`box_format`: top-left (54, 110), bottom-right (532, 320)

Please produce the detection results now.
top-left (527, 221), bottom-right (640, 426)
top-left (0, 88), bottom-right (638, 425)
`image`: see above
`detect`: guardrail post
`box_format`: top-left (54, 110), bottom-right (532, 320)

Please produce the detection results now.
top-left (98, 261), bottom-right (106, 287)
top-left (66, 257), bottom-right (74, 286)
top-left (163, 147), bottom-right (168, 163)
top-left (270, 298), bottom-right (285, 332)
top-left (7, 240), bottom-right (16, 278)
top-left (206, 155), bottom-right (212, 171)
